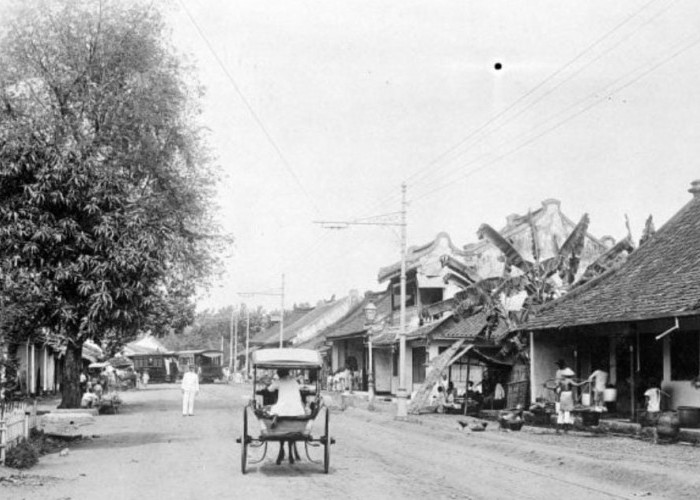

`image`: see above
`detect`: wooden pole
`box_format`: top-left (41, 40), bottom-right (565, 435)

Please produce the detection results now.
top-left (232, 307), bottom-right (238, 372)
top-left (279, 274), bottom-right (285, 348)
top-left (630, 344), bottom-right (635, 420)
top-left (464, 357), bottom-right (471, 416)
top-left (397, 183), bottom-right (408, 418)
top-left (245, 307), bottom-right (250, 379)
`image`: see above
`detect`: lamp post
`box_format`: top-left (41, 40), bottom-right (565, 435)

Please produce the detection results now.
top-left (363, 301), bottom-right (377, 410)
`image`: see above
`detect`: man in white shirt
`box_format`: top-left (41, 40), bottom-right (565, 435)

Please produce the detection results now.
top-left (181, 365), bottom-right (200, 416)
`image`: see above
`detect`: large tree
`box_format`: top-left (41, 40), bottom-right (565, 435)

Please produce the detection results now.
top-left (0, 0), bottom-right (223, 407)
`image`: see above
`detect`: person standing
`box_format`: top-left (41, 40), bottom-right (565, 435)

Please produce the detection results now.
top-left (587, 365), bottom-right (609, 408)
top-left (181, 365), bottom-right (200, 417)
top-left (556, 368), bottom-right (581, 434)
top-left (142, 369), bottom-right (150, 388)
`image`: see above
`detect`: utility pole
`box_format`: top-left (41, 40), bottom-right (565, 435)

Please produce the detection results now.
top-left (231, 306), bottom-right (238, 372)
top-left (245, 306), bottom-right (251, 379)
top-left (238, 276), bottom-right (285, 371)
top-left (280, 274), bottom-right (285, 348)
top-left (315, 183), bottom-right (408, 419)
top-left (397, 182), bottom-right (408, 418)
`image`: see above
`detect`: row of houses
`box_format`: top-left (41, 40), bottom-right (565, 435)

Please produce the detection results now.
top-left (2, 339), bottom-right (103, 396)
top-left (250, 181), bottom-right (700, 415)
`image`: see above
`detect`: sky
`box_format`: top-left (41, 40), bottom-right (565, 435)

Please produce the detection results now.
top-left (164, 0), bottom-right (700, 312)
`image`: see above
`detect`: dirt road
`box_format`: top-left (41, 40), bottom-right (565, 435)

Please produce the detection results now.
top-left (2, 383), bottom-right (700, 499)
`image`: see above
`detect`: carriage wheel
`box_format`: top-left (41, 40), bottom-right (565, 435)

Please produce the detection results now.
top-left (241, 407), bottom-right (248, 474)
top-left (323, 408), bottom-right (331, 473)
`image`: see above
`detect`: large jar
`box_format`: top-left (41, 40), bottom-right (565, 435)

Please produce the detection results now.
top-left (656, 410), bottom-right (680, 439)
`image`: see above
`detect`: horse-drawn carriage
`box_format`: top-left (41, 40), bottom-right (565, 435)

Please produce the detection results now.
top-left (236, 348), bottom-right (334, 474)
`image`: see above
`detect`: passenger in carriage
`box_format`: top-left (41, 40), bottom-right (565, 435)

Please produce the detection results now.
top-left (265, 368), bottom-right (306, 465)
top-left (267, 368), bottom-right (305, 418)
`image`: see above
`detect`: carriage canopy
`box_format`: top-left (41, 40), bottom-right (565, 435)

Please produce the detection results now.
top-left (251, 348), bottom-right (323, 369)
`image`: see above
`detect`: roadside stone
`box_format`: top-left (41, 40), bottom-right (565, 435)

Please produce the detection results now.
top-left (41, 412), bottom-right (95, 438)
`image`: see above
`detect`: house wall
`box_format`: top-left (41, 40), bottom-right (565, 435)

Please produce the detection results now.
top-left (531, 332), bottom-right (577, 403)
top-left (662, 333), bottom-right (700, 408)
top-left (465, 200), bottom-right (605, 282)
top-left (374, 349), bottom-right (392, 393)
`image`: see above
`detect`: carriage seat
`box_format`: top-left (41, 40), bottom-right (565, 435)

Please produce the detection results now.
top-left (253, 404), bottom-right (322, 439)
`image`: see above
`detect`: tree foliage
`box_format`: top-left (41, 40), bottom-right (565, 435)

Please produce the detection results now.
top-left (0, 0), bottom-right (224, 406)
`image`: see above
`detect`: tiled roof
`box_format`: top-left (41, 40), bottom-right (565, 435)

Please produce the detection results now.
top-left (324, 291), bottom-right (391, 340)
top-left (431, 311), bottom-right (509, 342)
top-left (522, 189), bottom-right (700, 331)
top-left (250, 307), bottom-right (314, 346)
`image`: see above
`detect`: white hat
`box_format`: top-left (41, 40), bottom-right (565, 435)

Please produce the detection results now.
top-left (561, 368), bottom-right (575, 377)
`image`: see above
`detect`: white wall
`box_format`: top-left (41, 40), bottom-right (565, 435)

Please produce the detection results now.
top-left (374, 350), bottom-right (392, 393)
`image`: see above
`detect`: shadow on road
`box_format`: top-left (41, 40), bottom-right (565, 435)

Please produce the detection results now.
top-left (74, 431), bottom-right (196, 450)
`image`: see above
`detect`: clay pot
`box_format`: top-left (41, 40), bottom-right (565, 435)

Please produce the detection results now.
top-left (656, 411), bottom-right (680, 439)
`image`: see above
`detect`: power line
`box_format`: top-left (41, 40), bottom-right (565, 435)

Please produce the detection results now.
top-left (347, 0), bottom-right (667, 220)
top-left (410, 32), bottom-right (700, 205)
top-left (403, 0), bottom-right (679, 206)
top-left (178, 1), bottom-right (321, 216)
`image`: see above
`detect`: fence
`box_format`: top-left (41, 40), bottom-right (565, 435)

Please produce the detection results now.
top-left (0, 400), bottom-right (38, 465)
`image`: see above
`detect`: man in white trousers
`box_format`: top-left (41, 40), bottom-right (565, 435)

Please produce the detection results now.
top-left (181, 365), bottom-right (199, 416)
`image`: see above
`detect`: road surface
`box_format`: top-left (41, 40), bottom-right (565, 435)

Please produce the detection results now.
top-left (2, 383), bottom-right (700, 499)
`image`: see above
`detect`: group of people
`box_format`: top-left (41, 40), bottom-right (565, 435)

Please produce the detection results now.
top-left (553, 359), bottom-right (611, 433)
top-left (135, 369), bottom-right (150, 389)
top-left (327, 367), bottom-right (359, 393)
top-left (432, 381), bottom-right (464, 413)
top-left (79, 366), bottom-right (119, 408)
top-left (552, 359), bottom-right (666, 433)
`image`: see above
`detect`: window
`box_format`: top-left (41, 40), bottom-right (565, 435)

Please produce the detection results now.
top-left (419, 287), bottom-right (443, 306)
top-left (671, 331), bottom-right (700, 381)
top-left (392, 282), bottom-right (416, 310)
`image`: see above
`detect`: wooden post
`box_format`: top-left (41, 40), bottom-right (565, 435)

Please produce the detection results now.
top-left (629, 344), bottom-right (635, 420)
top-left (463, 357), bottom-right (471, 416)
top-left (0, 417), bottom-right (6, 466)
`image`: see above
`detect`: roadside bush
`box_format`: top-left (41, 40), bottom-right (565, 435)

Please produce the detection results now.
top-left (4, 439), bottom-right (39, 469)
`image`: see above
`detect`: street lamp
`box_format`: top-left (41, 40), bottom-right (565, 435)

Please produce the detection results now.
top-left (363, 301), bottom-right (377, 410)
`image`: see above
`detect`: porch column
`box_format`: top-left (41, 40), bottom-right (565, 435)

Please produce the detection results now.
top-left (609, 336), bottom-right (617, 385)
top-left (529, 331), bottom-right (536, 404)
top-left (43, 347), bottom-right (48, 391)
top-left (30, 342), bottom-right (35, 395)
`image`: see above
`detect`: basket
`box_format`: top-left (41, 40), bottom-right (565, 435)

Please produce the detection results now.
top-left (509, 421), bottom-right (523, 431)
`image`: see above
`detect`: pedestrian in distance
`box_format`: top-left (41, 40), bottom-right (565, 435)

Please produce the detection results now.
top-left (142, 369), bottom-right (150, 388)
top-left (181, 364), bottom-right (200, 416)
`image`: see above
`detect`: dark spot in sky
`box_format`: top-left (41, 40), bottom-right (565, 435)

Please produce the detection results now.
top-left (494, 62), bottom-right (502, 71)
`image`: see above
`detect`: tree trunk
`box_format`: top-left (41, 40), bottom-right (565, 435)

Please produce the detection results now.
top-left (407, 338), bottom-right (468, 415)
top-left (59, 340), bottom-right (83, 409)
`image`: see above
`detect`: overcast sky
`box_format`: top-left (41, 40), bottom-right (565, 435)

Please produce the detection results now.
top-left (168, 0), bottom-right (700, 311)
